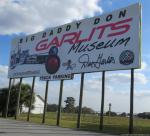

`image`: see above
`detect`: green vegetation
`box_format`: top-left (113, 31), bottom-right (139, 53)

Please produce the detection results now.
top-left (12, 112), bottom-right (150, 134)
top-left (0, 83), bottom-right (35, 117)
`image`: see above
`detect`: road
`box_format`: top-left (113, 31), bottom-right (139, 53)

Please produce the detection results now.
top-left (0, 118), bottom-right (116, 136)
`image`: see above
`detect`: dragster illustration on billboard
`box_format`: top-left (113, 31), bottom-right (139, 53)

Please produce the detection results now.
top-left (10, 44), bottom-right (60, 74)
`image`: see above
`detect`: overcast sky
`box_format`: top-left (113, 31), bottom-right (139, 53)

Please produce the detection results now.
top-left (0, 0), bottom-right (150, 113)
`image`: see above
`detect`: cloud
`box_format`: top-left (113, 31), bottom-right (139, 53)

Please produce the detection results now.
top-left (105, 72), bottom-right (148, 85)
top-left (136, 61), bottom-right (148, 72)
top-left (84, 71), bottom-right (148, 90)
top-left (0, 65), bottom-right (8, 74)
top-left (0, 0), bottom-right (103, 35)
top-left (134, 73), bottom-right (148, 84)
top-left (134, 90), bottom-right (150, 97)
top-left (141, 61), bottom-right (148, 70)
top-left (0, 65), bottom-right (9, 87)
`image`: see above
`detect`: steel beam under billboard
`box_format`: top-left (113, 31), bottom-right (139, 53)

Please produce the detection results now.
top-left (8, 3), bottom-right (141, 78)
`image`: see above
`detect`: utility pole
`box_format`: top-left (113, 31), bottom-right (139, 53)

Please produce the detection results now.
top-left (109, 103), bottom-right (111, 117)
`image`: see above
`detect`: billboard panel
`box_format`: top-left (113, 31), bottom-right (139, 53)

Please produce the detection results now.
top-left (8, 3), bottom-right (141, 78)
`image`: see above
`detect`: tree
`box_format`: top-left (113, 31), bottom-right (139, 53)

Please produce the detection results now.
top-left (63, 97), bottom-right (75, 113)
top-left (75, 106), bottom-right (95, 114)
top-left (0, 83), bottom-right (35, 117)
top-left (137, 112), bottom-right (150, 119)
top-left (82, 106), bottom-right (95, 114)
top-left (47, 104), bottom-right (58, 112)
top-left (0, 88), bottom-right (7, 116)
top-left (105, 111), bottom-right (117, 116)
top-left (119, 112), bottom-right (127, 117)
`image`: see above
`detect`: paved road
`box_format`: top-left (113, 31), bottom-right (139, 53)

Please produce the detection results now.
top-left (0, 118), bottom-right (115, 136)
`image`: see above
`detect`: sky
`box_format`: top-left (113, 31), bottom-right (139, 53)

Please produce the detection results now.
top-left (0, 0), bottom-right (150, 113)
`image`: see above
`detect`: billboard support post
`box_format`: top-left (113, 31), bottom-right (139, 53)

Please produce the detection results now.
top-left (27, 76), bottom-right (36, 121)
top-left (56, 80), bottom-right (64, 126)
top-left (5, 78), bottom-right (12, 118)
top-left (99, 71), bottom-right (105, 130)
top-left (77, 73), bottom-right (85, 128)
top-left (129, 69), bottom-right (134, 134)
top-left (42, 80), bottom-right (49, 124)
top-left (15, 77), bottom-right (22, 120)
top-left (12, 79), bottom-right (15, 86)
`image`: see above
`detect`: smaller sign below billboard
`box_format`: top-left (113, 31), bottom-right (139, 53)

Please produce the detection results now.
top-left (40, 74), bottom-right (74, 81)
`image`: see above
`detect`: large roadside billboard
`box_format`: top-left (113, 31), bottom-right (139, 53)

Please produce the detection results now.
top-left (8, 3), bottom-right (141, 78)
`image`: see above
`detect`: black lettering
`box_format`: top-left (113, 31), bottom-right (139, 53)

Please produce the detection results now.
top-left (68, 37), bottom-right (130, 54)
top-left (115, 37), bottom-right (130, 47)
top-left (106, 14), bottom-right (112, 22)
top-left (31, 36), bottom-right (35, 41)
top-left (68, 42), bottom-right (82, 54)
top-left (26, 37), bottom-right (28, 42)
top-left (104, 40), bottom-right (111, 48)
top-left (108, 39), bottom-right (117, 47)
top-left (101, 59), bottom-right (105, 65)
top-left (94, 18), bottom-right (100, 25)
top-left (42, 32), bottom-right (46, 38)
top-left (19, 38), bottom-right (23, 43)
top-left (49, 30), bottom-right (53, 36)
top-left (57, 28), bottom-right (62, 33)
top-left (119, 10), bottom-right (126, 18)
top-left (104, 39), bottom-right (116, 48)
top-left (66, 25), bottom-right (71, 31)
top-left (78, 53), bottom-right (115, 69)
top-left (87, 42), bottom-right (97, 51)
top-left (76, 22), bottom-right (82, 29)
top-left (96, 42), bottom-right (104, 49)
top-left (78, 44), bottom-right (88, 53)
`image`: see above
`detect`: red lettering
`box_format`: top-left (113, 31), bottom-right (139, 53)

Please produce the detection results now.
top-left (96, 18), bottom-right (132, 39)
top-left (35, 39), bottom-right (48, 51)
top-left (87, 27), bottom-right (96, 41)
top-left (97, 24), bottom-right (111, 39)
top-left (59, 32), bottom-right (78, 47)
top-left (108, 18), bottom-right (132, 37)
top-left (48, 36), bottom-right (60, 47)
top-left (75, 31), bottom-right (88, 43)
top-left (35, 18), bottom-right (132, 52)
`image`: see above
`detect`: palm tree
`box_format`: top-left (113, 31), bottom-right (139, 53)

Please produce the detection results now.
top-left (0, 83), bottom-right (35, 117)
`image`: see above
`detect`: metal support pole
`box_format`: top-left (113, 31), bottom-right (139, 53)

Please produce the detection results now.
top-left (5, 78), bottom-right (12, 118)
top-left (99, 71), bottom-right (105, 130)
top-left (129, 69), bottom-right (134, 134)
top-left (15, 77), bottom-right (22, 120)
top-left (56, 80), bottom-right (64, 126)
top-left (12, 79), bottom-right (15, 86)
top-left (42, 80), bottom-right (49, 124)
top-left (77, 73), bottom-right (84, 128)
top-left (27, 77), bottom-right (36, 121)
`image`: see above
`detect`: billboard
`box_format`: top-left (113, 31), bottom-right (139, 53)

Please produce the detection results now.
top-left (8, 3), bottom-right (141, 78)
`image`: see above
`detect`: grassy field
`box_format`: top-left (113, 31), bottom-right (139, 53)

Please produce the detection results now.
top-left (11, 112), bottom-right (150, 134)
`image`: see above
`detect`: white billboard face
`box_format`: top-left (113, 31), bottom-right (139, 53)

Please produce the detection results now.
top-left (8, 3), bottom-right (141, 78)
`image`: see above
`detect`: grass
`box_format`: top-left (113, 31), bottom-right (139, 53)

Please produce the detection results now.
top-left (8, 112), bottom-right (150, 134)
